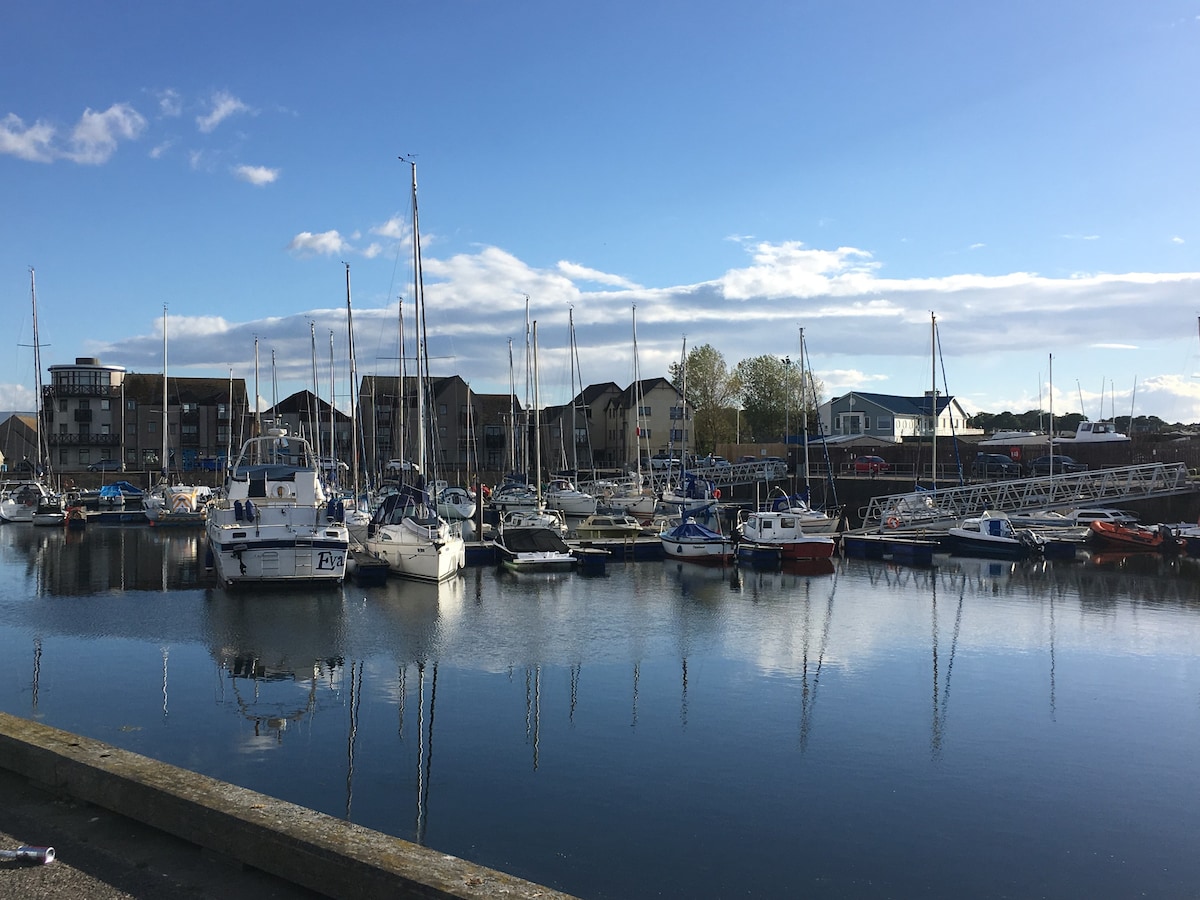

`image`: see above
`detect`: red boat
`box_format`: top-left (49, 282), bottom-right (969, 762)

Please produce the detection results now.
top-left (1088, 520), bottom-right (1181, 553)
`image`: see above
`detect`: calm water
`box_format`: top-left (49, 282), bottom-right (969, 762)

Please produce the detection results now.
top-left (2, 524), bottom-right (1200, 899)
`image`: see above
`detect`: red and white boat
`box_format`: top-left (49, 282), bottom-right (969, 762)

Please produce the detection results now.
top-left (736, 510), bottom-right (836, 561)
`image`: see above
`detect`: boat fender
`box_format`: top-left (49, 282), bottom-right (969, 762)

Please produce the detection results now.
top-left (713, 489), bottom-right (721, 500)
top-left (244, 499), bottom-right (256, 521)
top-left (885, 516), bottom-right (900, 529)
top-left (234, 500), bottom-right (244, 522)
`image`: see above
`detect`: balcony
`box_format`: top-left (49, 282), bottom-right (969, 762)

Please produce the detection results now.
top-left (44, 384), bottom-right (119, 399)
top-left (46, 433), bottom-right (120, 446)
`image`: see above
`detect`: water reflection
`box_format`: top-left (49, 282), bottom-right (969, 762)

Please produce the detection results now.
top-left (5, 533), bottom-right (1200, 899)
top-left (0, 522), bottom-right (207, 594)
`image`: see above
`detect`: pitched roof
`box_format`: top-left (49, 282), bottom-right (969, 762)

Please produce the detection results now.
top-left (835, 391), bottom-right (955, 416)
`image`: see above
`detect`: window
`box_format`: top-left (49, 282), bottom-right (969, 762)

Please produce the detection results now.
top-left (670, 428), bottom-right (684, 442)
top-left (639, 405), bottom-right (651, 417)
top-left (127, 400), bottom-right (136, 410)
top-left (79, 449), bottom-right (90, 463)
top-left (59, 449), bottom-right (69, 465)
top-left (78, 399), bottom-right (90, 410)
top-left (101, 423), bottom-right (110, 435)
top-left (100, 399), bottom-right (110, 411)
top-left (149, 421), bottom-right (157, 433)
top-left (59, 400), bottom-right (67, 412)
top-left (438, 403), bottom-right (448, 415)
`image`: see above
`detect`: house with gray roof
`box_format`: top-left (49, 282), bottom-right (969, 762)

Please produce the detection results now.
top-left (817, 391), bottom-right (981, 444)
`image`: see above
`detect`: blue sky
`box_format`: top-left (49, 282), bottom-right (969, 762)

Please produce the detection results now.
top-left (3, 2), bottom-right (1199, 424)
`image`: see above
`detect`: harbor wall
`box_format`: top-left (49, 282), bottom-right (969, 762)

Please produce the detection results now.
top-left (0, 712), bottom-right (579, 900)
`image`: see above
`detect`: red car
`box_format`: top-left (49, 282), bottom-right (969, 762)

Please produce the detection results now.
top-left (854, 455), bottom-right (889, 474)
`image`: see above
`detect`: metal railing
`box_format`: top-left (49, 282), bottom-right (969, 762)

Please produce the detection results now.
top-left (859, 463), bottom-right (1195, 531)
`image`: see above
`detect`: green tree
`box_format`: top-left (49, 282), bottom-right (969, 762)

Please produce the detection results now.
top-left (667, 343), bottom-right (739, 454)
top-left (734, 354), bottom-right (824, 443)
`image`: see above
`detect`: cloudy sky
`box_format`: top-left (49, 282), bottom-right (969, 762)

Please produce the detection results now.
top-left (3, 2), bottom-right (1199, 423)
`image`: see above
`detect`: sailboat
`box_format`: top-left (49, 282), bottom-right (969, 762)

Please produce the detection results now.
top-left (363, 159), bottom-right (466, 583)
top-left (494, 320), bottom-right (578, 572)
top-left (769, 327), bottom-right (840, 534)
top-left (600, 306), bottom-right (657, 519)
top-left (1, 270), bottom-right (60, 525)
top-left (144, 306), bottom-right (212, 526)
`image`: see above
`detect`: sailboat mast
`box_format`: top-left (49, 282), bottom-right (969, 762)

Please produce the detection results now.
top-left (631, 305), bottom-right (645, 478)
top-left (799, 327), bottom-right (810, 491)
top-left (409, 159), bottom-right (427, 479)
top-left (345, 262), bottom-right (359, 497)
top-left (329, 331), bottom-right (335, 471)
top-left (29, 269), bottom-right (47, 483)
top-left (253, 336), bottom-right (261, 441)
top-left (930, 311), bottom-right (937, 491)
top-left (568, 308), bottom-right (579, 475)
top-left (533, 321), bottom-right (542, 506)
top-left (310, 322), bottom-right (322, 462)
top-left (161, 305), bottom-right (169, 481)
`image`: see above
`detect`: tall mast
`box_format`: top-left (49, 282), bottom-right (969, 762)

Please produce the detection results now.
top-left (799, 327), bottom-right (809, 491)
top-left (568, 307), bottom-right (579, 475)
top-left (310, 321), bottom-right (321, 461)
top-left (253, 337), bottom-right (261, 442)
top-left (29, 269), bottom-right (46, 482)
top-left (160, 304), bottom-right (168, 481)
top-left (930, 311), bottom-right (937, 491)
top-left (533, 321), bottom-right (542, 507)
top-left (345, 262), bottom-right (359, 497)
top-left (631, 305), bottom-right (644, 477)
top-left (405, 157), bottom-right (428, 480)
top-left (329, 330), bottom-right (335, 471)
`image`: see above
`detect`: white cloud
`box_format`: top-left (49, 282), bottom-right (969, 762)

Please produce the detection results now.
top-left (0, 113), bottom-right (57, 162)
top-left (1172, 236), bottom-right (1185, 245)
top-left (288, 230), bottom-right (352, 256)
top-left (556, 261), bottom-right (641, 289)
top-left (157, 89), bottom-right (182, 117)
top-left (63, 104), bottom-right (147, 164)
top-left (0, 104), bottom-right (144, 164)
top-left (234, 164), bottom-right (279, 186)
top-left (196, 91), bottom-right (251, 133)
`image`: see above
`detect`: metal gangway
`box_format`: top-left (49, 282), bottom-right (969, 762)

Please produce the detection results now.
top-left (859, 463), bottom-right (1196, 532)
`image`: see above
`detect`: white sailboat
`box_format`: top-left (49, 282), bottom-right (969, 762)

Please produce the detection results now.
top-left (363, 159), bottom-right (465, 582)
top-left (144, 306), bottom-right (212, 526)
top-left (2, 270), bottom-right (58, 525)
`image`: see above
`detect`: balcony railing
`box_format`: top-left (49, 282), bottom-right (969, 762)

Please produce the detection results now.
top-left (46, 433), bottom-right (120, 446)
top-left (43, 384), bottom-right (120, 399)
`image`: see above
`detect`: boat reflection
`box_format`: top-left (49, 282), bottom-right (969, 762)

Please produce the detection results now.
top-left (0, 522), bottom-right (208, 594)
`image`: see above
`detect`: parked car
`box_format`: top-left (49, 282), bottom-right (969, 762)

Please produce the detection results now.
top-left (87, 459), bottom-right (124, 472)
top-left (853, 455), bottom-right (889, 474)
top-left (1026, 454), bottom-right (1087, 477)
top-left (971, 452), bottom-right (1021, 479)
top-left (650, 451), bottom-right (681, 470)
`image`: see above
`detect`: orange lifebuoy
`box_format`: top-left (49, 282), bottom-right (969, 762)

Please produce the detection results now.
top-left (713, 488), bottom-right (721, 500)
top-left (885, 516), bottom-right (900, 529)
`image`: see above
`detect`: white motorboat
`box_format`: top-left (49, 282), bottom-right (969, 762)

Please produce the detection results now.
top-left (575, 513), bottom-right (645, 539)
top-left (494, 524), bottom-right (578, 573)
top-left (145, 483), bottom-right (212, 526)
top-left (206, 428), bottom-right (350, 587)
top-left (945, 510), bottom-right (1045, 559)
top-left (31, 493), bottom-right (66, 527)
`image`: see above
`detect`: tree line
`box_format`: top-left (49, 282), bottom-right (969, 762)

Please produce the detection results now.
top-left (665, 343), bottom-right (1176, 455)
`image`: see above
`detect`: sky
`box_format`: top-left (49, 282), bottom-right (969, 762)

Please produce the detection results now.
top-left (3, 2), bottom-right (1200, 426)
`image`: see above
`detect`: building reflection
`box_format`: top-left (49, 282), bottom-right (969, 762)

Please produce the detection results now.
top-left (1, 522), bottom-right (208, 594)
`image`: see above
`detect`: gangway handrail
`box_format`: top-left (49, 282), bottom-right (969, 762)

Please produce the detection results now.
top-left (858, 463), bottom-right (1194, 531)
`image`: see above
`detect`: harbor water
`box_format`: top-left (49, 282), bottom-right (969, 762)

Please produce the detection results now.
top-left (2, 523), bottom-right (1200, 899)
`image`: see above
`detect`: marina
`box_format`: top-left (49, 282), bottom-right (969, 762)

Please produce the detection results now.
top-left (2, 522), bottom-right (1200, 898)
